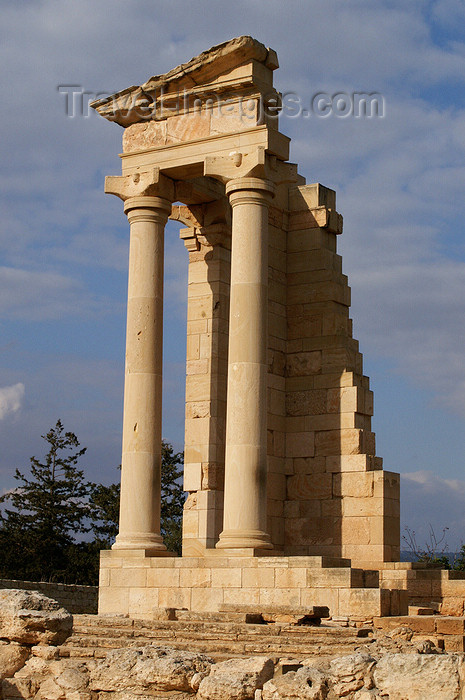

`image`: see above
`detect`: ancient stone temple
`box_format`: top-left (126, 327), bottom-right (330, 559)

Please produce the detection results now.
top-left (92, 36), bottom-right (403, 619)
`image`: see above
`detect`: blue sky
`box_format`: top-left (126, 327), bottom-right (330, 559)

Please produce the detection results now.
top-left (1, 0), bottom-right (465, 550)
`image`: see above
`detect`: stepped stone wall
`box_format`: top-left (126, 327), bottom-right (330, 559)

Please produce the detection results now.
top-left (180, 181), bottom-right (400, 565)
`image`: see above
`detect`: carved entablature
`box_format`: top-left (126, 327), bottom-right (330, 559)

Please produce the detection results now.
top-left (91, 36), bottom-right (280, 129)
top-left (172, 201), bottom-right (231, 251)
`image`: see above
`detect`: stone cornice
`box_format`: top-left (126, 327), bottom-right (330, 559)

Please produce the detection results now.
top-left (91, 36), bottom-right (279, 127)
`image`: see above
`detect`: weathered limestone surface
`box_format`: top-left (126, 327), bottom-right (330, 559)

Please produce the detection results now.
top-left (197, 656), bottom-right (274, 700)
top-left (262, 666), bottom-right (328, 699)
top-left (373, 653), bottom-right (464, 699)
top-left (0, 590), bottom-right (73, 646)
top-left (3, 635), bottom-right (465, 700)
top-left (0, 641), bottom-right (29, 680)
top-left (90, 646), bottom-right (213, 693)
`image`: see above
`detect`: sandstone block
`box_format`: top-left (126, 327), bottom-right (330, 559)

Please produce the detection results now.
top-left (443, 634), bottom-right (465, 652)
top-left (342, 497), bottom-right (384, 518)
top-left (98, 586), bottom-right (129, 615)
top-left (183, 462), bottom-right (202, 492)
top-left (315, 429), bottom-right (365, 457)
top-left (157, 587), bottom-right (191, 610)
top-left (326, 454), bottom-right (375, 473)
top-left (259, 587), bottom-right (301, 608)
top-left (333, 472), bottom-right (374, 498)
top-left (242, 568), bottom-right (275, 589)
top-left (379, 616), bottom-right (436, 634)
top-left (128, 588), bottom-right (154, 618)
top-left (286, 227), bottom-right (335, 252)
top-left (287, 247), bottom-right (336, 274)
top-left (287, 474), bottom-right (332, 501)
top-left (338, 588), bottom-right (390, 618)
top-left (198, 656), bottom-right (274, 700)
top-left (306, 567), bottom-right (357, 588)
top-left (0, 590), bottom-right (73, 646)
top-left (286, 432), bottom-right (315, 459)
top-left (374, 653), bottom-right (462, 700)
top-left (286, 389), bottom-right (326, 417)
top-left (191, 587), bottom-right (224, 612)
top-left (262, 665), bottom-right (327, 699)
top-left (179, 568), bottom-right (212, 589)
top-left (223, 588), bottom-right (260, 607)
top-left (211, 568), bottom-right (242, 588)
top-left (274, 568), bottom-right (306, 589)
top-left (285, 351), bottom-right (322, 377)
top-left (110, 568), bottom-right (147, 588)
top-left (90, 646), bottom-right (213, 693)
top-left (0, 642), bottom-right (30, 680)
top-left (292, 456), bottom-right (326, 475)
top-left (285, 516), bottom-right (341, 547)
top-left (440, 598), bottom-right (464, 616)
top-left (329, 651), bottom-right (376, 698)
top-left (436, 616), bottom-right (465, 634)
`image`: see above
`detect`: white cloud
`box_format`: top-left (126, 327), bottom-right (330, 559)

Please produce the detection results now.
top-left (0, 383), bottom-right (25, 420)
top-left (0, 266), bottom-right (117, 321)
top-left (401, 471), bottom-right (465, 550)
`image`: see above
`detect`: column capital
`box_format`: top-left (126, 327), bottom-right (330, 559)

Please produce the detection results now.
top-left (204, 146), bottom-right (298, 187)
top-left (226, 177), bottom-right (275, 203)
top-left (124, 196), bottom-right (172, 225)
top-left (104, 167), bottom-right (174, 202)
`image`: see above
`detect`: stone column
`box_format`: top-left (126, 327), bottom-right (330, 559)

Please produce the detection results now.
top-left (217, 177), bottom-right (274, 550)
top-left (113, 195), bottom-right (172, 553)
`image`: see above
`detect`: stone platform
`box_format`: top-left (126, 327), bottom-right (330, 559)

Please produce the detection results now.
top-left (99, 551), bottom-right (408, 620)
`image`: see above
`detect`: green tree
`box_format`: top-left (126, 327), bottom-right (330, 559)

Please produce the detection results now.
top-left (0, 420), bottom-right (90, 581)
top-left (0, 424), bottom-right (185, 584)
top-left (88, 480), bottom-right (121, 547)
top-left (452, 545), bottom-right (465, 571)
top-left (88, 442), bottom-right (185, 556)
top-left (160, 441), bottom-right (185, 555)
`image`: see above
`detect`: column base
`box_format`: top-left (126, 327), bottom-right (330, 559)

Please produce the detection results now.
top-left (112, 532), bottom-right (168, 556)
top-left (216, 529), bottom-right (273, 550)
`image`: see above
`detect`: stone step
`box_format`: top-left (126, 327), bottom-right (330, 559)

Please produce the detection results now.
top-left (66, 629), bottom-right (365, 646)
top-left (61, 614), bottom-right (372, 662)
top-left (70, 621), bottom-right (364, 642)
top-left (60, 641), bottom-right (367, 662)
top-left (217, 604), bottom-right (330, 621)
top-left (60, 639), bottom-right (371, 662)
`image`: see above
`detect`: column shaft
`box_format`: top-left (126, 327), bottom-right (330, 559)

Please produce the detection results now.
top-left (113, 195), bottom-right (171, 552)
top-left (217, 178), bottom-right (274, 550)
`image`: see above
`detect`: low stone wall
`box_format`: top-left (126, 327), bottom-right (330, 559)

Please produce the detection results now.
top-left (0, 579), bottom-right (98, 614)
top-left (377, 563), bottom-right (465, 616)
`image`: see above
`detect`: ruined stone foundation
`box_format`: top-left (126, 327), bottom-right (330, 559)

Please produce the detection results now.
top-left (91, 36), bottom-right (426, 620)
